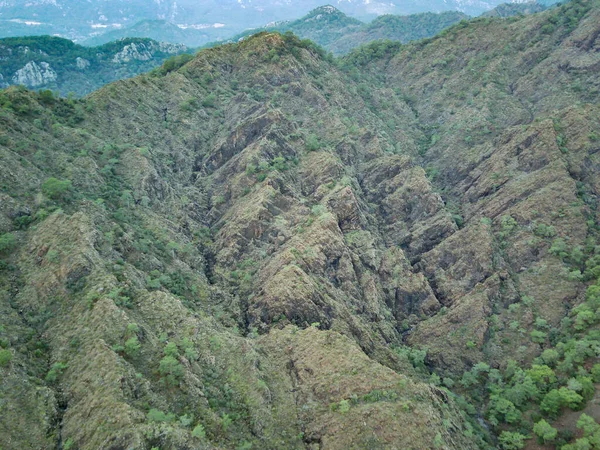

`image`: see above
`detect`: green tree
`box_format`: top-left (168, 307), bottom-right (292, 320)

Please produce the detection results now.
top-left (527, 365), bottom-right (557, 388)
top-left (202, 94), bottom-right (216, 108)
top-left (192, 424), bottom-right (206, 439)
top-left (533, 419), bottom-right (557, 444)
top-left (159, 355), bottom-right (184, 386)
top-left (0, 233), bottom-right (16, 253)
top-left (0, 349), bottom-right (13, 367)
top-left (147, 408), bottom-right (176, 423)
top-left (488, 395), bottom-right (521, 426)
top-left (45, 362), bottom-right (68, 383)
top-left (558, 386), bottom-right (583, 410)
top-left (124, 337), bottom-right (141, 357)
top-left (540, 389), bottom-right (562, 418)
top-left (498, 431), bottom-right (527, 450)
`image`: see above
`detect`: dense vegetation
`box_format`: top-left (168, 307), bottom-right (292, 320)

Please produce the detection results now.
top-left (0, 0), bottom-right (599, 449)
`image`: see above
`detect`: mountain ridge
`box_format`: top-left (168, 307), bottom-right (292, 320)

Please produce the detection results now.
top-left (1, 0), bottom-right (600, 448)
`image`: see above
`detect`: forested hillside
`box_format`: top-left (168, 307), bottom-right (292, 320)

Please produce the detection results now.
top-left (0, 0), bottom-right (599, 449)
top-left (0, 36), bottom-right (190, 96)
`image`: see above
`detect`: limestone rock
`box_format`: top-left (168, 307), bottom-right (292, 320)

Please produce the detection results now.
top-left (12, 61), bottom-right (57, 87)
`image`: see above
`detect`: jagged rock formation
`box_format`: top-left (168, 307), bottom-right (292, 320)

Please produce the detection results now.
top-left (12, 60), bottom-right (57, 87)
top-left (111, 41), bottom-right (187, 63)
top-left (0, 0), bottom-right (599, 448)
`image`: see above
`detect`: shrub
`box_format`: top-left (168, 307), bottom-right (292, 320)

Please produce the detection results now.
top-left (339, 399), bottom-right (350, 414)
top-left (305, 134), bottom-right (321, 151)
top-left (0, 349), bottom-right (13, 367)
top-left (159, 355), bottom-right (184, 386)
top-left (192, 424), bottom-right (206, 439)
top-left (202, 94), bottom-right (216, 108)
top-left (46, 362), bottom-right (68, 383)
top-left (147, 408), bottom-right (176, 423)
top-left (498, 431), bottom-right (527, 449)
top-left (530, 330), bottom-right (547, 344)
top-left (124, 337), bottom-right (141, 357)
top-left (0, 233), bottom-right (16, 253)
top-left (42, 177), bottom-right (72, 200)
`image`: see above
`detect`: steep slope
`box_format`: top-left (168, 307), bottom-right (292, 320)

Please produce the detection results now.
top-left (0, 33), bottom-right (485, 450)
top-left (0, 0), bottom-right (600, 448)
top-left (0, 36), bottom-right (190, 96)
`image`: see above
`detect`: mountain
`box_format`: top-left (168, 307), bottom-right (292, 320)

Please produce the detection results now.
top-left (82, 20), bottom-right (230, 48)
top-left (222, 7), bottom-right (469, 55)
top-left (327, 11), bottom-right (470, 54)
top-left (482, 1), bottom-right (548, 17)
top-left (0, 36), bottom-right (190, 96)
top-left (0, 0), bottom-right (564, 43)
top-left (1, 0), bottom-right (600, 449)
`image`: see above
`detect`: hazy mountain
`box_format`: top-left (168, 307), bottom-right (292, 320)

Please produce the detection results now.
top-left (0, 0), bottom-right (562, 42)
top-left (222, 7), bottom-right (469, 55)
top-left (482, 1), bottom-right (548, 16)
top-left (81, 20), bottom-right (229, 48)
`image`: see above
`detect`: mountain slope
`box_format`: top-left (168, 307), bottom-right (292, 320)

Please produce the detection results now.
top-left (0, 0), bottom-right (600, 449)
top-left (222, 7), bottom-right (469, 55)
top-left (328, 11), bottom-right (469, 54)
top-left (0, 36), bottom-right (190, 96)
top-left (0, 33), bottom-right (485, 450)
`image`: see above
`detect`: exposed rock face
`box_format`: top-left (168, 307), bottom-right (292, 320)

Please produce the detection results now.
top-left (75, 57), bottom-right (90, 69)
top-left (112, 40), bottom-right (186, 63)
top-left (0, 73), bottom-right (8, 88)
top-left (12, 61), bottom-right (57, 87)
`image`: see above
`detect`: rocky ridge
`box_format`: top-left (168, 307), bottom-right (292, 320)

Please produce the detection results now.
top-left (0, 1), bottom-right (599, 449)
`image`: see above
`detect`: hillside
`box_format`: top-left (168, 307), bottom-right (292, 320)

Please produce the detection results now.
top-left (0, 36), bottom-right (190, 96)
top-left (0, 0), bottom-right (600, 449)
top-left (221, 6), bottom-right (469, 55)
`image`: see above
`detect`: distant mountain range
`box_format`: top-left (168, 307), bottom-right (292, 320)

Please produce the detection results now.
top-left (223, 7), bottom-right (471, 55)
top-left (0, 0), bottom-right (561, 44)
top-left (0, 2), bottom-right (556, 96)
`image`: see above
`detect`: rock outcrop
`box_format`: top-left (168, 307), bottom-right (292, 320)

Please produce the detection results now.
top-left (12, 61), bottom-right (57, 87)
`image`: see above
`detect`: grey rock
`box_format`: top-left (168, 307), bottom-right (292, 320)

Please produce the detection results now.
top-left (12, 61), bottom-right (57, 87)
